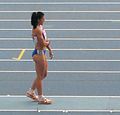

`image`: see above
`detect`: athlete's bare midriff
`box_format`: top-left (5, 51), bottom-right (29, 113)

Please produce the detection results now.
top-left (35, 43), bottom-right (46, 51)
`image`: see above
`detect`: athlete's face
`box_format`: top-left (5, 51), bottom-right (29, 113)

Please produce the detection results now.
top-left (38, 15), bottom-right (45, 25)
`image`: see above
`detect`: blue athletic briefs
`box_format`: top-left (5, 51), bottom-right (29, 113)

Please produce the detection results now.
top-left (32, 49), bottom-right (46, 57)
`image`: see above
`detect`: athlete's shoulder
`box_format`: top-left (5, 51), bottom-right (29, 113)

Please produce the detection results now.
top-left (35, 26), bottom-right (42, 34)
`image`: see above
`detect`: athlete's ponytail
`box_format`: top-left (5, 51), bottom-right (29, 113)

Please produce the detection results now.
top-left (31, 12), bottom-right (44, 29)
top-left (31, 12), bottom-right (38, 29)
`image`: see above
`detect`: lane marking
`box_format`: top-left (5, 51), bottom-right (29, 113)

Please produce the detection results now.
top-left (1, 59), bottom-right (120, 62)
top-left (0, 71), bottom-right (120, 73)
top-left (1, 38), bottom-right (120, 41)
top-left (0, 95), bottom-right (120, 98)
top-left (0, 2), bottom-right (120, 5)
top-left (1, 11), bottom-right (120, 13)
top-left (0, 110), bottom-right (37, 112)
top-left (12, 49), bottom-right (26, 60)
top-left (1, 48), bottom-right (120, 51)
top-left (0, 19), bottom-right (120, 22)
top-left (0, 109), bottom-right (119, 112)
top-left (1, 29), bottom-right (120, 31)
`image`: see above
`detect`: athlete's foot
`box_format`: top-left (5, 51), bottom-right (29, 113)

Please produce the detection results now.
top-left (38, 96), bottom-right (52, 104)
top-left (26, 91), bottom-right (39, 102)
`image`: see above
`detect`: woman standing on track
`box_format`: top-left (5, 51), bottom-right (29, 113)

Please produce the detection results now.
top-left (26, 12), bottom-right (54, 104)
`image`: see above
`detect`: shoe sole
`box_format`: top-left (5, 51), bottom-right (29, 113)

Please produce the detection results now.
top-left (38, 102), bottom-right (52, 104)
top-left (38, 100), bottom-right (52, 104)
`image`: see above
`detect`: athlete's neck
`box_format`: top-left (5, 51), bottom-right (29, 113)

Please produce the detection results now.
top-left (38, 24), bottom-right (43, 26)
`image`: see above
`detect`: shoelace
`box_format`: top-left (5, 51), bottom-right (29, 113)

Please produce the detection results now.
top-left (40, 96), bottom-right (48, 102)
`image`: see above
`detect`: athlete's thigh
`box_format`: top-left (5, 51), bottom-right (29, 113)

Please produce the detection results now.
top-left (33, 54), bottom-right (45, 78)
top-left (44, 55), bottom-right (48, 76)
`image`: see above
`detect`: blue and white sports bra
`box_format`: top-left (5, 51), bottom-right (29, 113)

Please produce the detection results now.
top-left (33, 25), bottom-right (47, 45)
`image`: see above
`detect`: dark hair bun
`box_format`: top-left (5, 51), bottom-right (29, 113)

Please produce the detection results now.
top-left (31, 12), bottom-right (44, 29)
top-left (31, 12), bottom-right (38, 29)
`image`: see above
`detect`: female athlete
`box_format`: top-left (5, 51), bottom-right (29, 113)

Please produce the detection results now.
top-left (26, 12), bottom-right (54, 104)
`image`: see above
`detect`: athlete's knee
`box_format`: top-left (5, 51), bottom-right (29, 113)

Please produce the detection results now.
top-left (41, 72), bottom-right (47, 80)
top-left (36, 74), bottom-right (43, 80)
top-left (44, 71), bottom-right (47, 77)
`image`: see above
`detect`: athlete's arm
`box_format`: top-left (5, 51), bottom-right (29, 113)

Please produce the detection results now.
top-left (36, 28), bottom-right (50, 47)
top-left (46, 44), bottom-right (51, 51)
top-left (46, 41), bottom-right (54, 59)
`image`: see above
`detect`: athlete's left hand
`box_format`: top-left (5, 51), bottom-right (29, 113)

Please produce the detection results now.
top-left (49, 50), bottom-right (54, 59)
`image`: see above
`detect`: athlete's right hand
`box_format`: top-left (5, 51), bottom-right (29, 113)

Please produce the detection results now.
top-left (49, 50), bottom-right (54, 59)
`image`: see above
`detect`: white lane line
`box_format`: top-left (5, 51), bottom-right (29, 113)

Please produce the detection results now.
top-left (0, 109), bottom-right (37, 112)
top-left (1, 29), bottom-right (120, 31)
top-left (0, 109), bottom-right (120, 112)
top-left (1, 11), bottom-right (120, 13)
top-left (0, 71), bottom-right (120, 73)
top-left (35, 110), bottom-right (120, 112)
top-left (0, 2), bottom-right (120, 4)
top-left (0, 38), bottom-right (120, 40)
top-left (1, 59), bottom-right (120, 62)
top-left (1, 48), bottom-right (120, 51)
top-left (1, 95), bottom-right (120, 98)
top-left (0, 19), bottom-right (120, 22)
